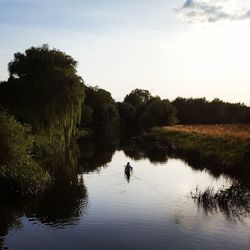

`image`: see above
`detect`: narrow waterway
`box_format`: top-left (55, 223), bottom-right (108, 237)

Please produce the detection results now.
top-left (1, 150), bottom-right (250, 250)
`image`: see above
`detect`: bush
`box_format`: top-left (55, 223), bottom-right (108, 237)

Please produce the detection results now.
top-left (0, 111), bottom-right (50, 195)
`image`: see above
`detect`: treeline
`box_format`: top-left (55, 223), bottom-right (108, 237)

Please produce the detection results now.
top-left (0, 44), bottom-right (249, 195)
top-left (117, 89), bottom-right (177, 134)
top-left (172, 97), bottom-right (250, 124)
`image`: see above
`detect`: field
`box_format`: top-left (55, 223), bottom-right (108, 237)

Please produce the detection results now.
top-left (162, 124), bottom-right (250, 141)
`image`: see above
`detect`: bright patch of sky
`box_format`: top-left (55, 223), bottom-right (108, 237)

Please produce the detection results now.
top-left (0, 0), bottom-right (250, 104)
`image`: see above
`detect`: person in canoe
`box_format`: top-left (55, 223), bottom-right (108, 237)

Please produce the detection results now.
top-left (124, 162), bottom-right (133, 182)
top-left (125, 161), bottom-right (133, 175)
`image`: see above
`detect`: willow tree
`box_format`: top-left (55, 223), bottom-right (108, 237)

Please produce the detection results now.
top-left (0, 44), bottom-right (85, 145)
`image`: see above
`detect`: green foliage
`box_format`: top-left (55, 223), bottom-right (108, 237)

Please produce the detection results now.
top-left (139, 98), bottom-right (177, 130)
top-left (0, 111), bottom-right (33, 166)
top-left (0, 45), bottom-right (86, 195)
top-left (124, 88), bottom-right (153, 110)
top-left (81, 105), bottom-right (93, 127)
top-left (32, 132), bottom-right (65, 167)
top-left (116, 102), bottom-right (136, 132)
top-left (141, 127), bottom-right (249, 170)
top-left (120, 89), bottom-right (177, 133)
top-left (82, 86), bottom-right (120, 137)
top-left (0, 44), bottom-right (85, 146)
top-left (172, 97), bottom-right (250, 124)
top-left (0, 111), bottom-right (50, 195)
top-left (8, 44), bottom-right (78, 79)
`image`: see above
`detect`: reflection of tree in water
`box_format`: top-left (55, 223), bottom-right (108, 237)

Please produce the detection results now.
top-left (129, 138), bottom-right (250, 183)
top-left (78, 134), bottom-right (118, 173)
top-left (191, 183), bottom-right (250, 222)
top-left (121, 139), bottom-right (250, 222)
top-left (120, 138), bottom-right (169, 164)
top-left (122, 143), bottom-right (145, 161)
top-left (25, 145), bottom-right (88, 227)
top-left (0, 178), bottom-right (88, 247)
top-left (44, 142), bottom-right (80, 181)
top-left (0, 194), bottom-right (25, 249)
top-left (0, 147), bottom-right (88, 247)
top-left (0, 131), bottom-right (120, 244)
top-left (25, 175), bottom-right (87, 227)
top-left (82, 133), bottom-right (170, 170)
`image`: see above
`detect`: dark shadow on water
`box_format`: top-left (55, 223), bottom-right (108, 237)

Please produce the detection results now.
top-left (0, 147), bottom-right (88, 248)
top-left (78, 134), bottom-right (119, 173)
top-left (120, 137), bottom-right (169, 164)
top-left (25, 175), bottom-right (88, 228)
top-left (0, 194), bottom-right (25, 249)
top-left (0, 177), bottom-right (88, 248)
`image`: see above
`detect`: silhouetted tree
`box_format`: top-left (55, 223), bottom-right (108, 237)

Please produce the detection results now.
top-left (116, 101), bottom-right (136, 134)
top-left (124, 88), bottom-right (153, 110)
top-left (139, 98), bottom-right (177, 130)
top-left (0, 44), bottom-right (85, 145)
top-left (82, 86), bottom-right (120, 138)
top-left (122, 89), bottom-right (177, 132)
top-left (172, 97), bottom-right (250, 124)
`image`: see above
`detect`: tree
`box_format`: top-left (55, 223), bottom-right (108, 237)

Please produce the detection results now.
top-left (124, 89), bottom-right (153, 110)
top-left (82, 86), bottom-right (120, 138)
top-left (139, 98), bottom-right (177, 131)
top-left (172, 97), bottom-right (250, 124)
top-left (116, 101), bottom-right (136, 133)
top-left (0, 44), bottom-right (85, 145)
top-left (122, 89), bottom-right (177, 132)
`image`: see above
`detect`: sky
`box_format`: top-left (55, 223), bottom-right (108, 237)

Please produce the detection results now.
top-left (0, 0), bottom-right (250, 104)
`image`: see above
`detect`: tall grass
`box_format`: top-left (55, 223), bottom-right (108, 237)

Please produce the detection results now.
top-left (140, 125), bottom-right (250, 172)
top-left (163, 124), bottom-right (250, 141)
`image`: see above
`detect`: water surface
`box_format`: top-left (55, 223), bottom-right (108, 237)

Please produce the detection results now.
top-left (1, 150), bottom-right (250, 250)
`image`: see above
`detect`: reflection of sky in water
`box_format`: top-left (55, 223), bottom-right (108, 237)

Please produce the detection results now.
top-left (4, 151), bottom-right (250, 250)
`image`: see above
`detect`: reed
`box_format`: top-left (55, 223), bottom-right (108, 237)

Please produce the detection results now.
top-left (191, 184), bottom-right (250, 220)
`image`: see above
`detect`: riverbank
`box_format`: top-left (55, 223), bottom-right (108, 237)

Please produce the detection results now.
top-left (140, 125), bottom-right (250, 175)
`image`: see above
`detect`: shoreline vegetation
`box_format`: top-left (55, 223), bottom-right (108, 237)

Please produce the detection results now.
top-left (191, 184), bottom-right (250, 221)
top-left (0, 44), bottom-right (250, 196)
top-left (0, 111), bottom-right (51, 196)
top-left (140, 125), bottom-right (250, 176)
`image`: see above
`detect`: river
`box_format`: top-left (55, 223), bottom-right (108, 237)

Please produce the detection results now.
top-left (1, 148), bottom-right (250, 250)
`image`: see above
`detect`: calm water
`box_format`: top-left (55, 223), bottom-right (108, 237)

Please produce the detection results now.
top-left (1, 150), bottom-right (250, 250)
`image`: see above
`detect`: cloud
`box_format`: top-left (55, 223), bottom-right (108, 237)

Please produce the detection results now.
top-left (177, 0), bottom-right (250, 23)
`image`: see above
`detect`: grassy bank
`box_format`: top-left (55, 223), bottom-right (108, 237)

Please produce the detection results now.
top-left (140, 125), bottom-right (250, 173)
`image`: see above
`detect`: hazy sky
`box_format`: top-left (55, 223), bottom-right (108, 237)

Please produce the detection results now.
top-left (0, 0), bottom-right (250, 104)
